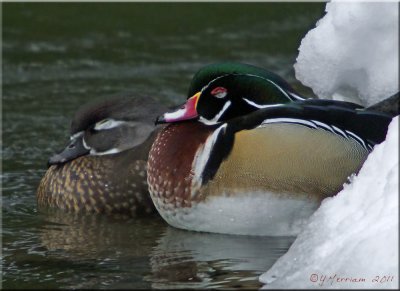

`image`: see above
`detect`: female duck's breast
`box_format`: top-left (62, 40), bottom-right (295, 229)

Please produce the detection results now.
top-left (37, 154), bottom-right (154, 216)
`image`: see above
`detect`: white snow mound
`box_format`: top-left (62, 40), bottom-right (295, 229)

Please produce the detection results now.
top-left (259, 1), bottom-right (399, 289)
top-left (260, 117), bottom-right (398, 289)
top-left (295, 1), bottom-right (399, 106)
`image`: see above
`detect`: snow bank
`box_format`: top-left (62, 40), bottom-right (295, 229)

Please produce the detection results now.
top-left (260, 117), bottom-right (398, 289)
top-left (260, 1), bottom-right (399, 289)
top-left (295, 1), bottom-right (399, 106)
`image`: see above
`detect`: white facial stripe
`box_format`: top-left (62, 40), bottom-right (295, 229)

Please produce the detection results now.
top-left (82, 137), bottom-right (91, 150)
top-left (94, 119), bottom-right (127, 130)
top-left (79, 119), bottom-right (141, 156)
top-left (70, 131), bottom-right (84, 140)
top-left (242, 98), bottom-right (284, 109)
top-left (201, 74), bottom-right (231, 92)
top-left (202, 73), bottom-right (302, 102)
top-left (288, 92), bottom-right (305, 100)
top-left (198, 116), bottom-right (215, 126)
top-left (191, 123), bottom-right (227, 193)
top-left (90, 147), bottom-right (122, 156)
top-left (241, 74), bottom-right (296, 101)
top-left (200, 100), bottom-right (231, 125)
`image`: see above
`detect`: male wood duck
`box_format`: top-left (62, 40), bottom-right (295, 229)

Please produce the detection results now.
top-left (147, 62), bottom-right (395, 236)
top-left (37, 94), bottom-right (167, 217)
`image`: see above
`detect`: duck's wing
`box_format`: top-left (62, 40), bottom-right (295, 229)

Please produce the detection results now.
top-left (231, 99), bottom-right (393, 147)
top-left (199, 99), bottom-right (393, 185)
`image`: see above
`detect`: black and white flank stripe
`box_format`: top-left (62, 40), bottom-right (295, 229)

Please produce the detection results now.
top-left (260, 117), bottom-right (373, 151)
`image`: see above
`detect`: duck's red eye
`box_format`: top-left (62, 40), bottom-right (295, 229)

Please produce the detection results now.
top-left (210, 87), bottom-right (228, 98)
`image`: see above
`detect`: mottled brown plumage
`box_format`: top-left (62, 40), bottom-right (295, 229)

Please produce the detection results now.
top-left (37, 132), bottom-right (157, 216)
top-left (37, 94), bottom-right (167, 217)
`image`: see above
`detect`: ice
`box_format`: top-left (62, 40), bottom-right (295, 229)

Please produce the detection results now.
top-left (295, 1), bottom-right (399, 106)
top-left (260, 1), bottom-right (399, 289)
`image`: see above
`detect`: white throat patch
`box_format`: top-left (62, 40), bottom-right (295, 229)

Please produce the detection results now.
top-left (191, 124), bottom-right (227, 195)
top-left (199, 100), bottom-right (231, 125)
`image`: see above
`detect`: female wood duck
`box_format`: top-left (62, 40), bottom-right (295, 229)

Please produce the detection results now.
top-left (147, 62), bottom-right (395, 235)
top-left (37, 95), bottom-right (167, 217)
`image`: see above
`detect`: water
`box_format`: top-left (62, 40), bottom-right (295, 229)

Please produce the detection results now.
top-left (2, 2), bottom-right (325, 289)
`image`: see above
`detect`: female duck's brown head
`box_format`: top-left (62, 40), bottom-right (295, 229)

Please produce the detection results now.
top-left (37, 94), bottom-right (167, 217)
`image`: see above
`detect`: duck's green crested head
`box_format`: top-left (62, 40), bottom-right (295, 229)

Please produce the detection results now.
top-left (187, 62), bottom-right (296, 98)
top-left (157, 62), bottom-right (304, 125)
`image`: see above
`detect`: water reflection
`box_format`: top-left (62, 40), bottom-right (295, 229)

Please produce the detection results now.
top-left (35, 210), bottom-right (165, 289)
top-left (148, 227), bottom-right (295, 289)
top-left (36, 210), bottom-right (294, 289)
top-left (39, 210), bottom-right (165, 259)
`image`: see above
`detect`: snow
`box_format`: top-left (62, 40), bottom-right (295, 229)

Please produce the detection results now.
top-left (260, 1), bottom-right (399, 289)
top-left (260, 118), bottom-right (398, 289)
top-left (294, 1), bottom-right (399, 106)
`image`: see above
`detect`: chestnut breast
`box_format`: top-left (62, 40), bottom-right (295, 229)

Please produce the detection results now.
top-left (147, 122), bottom-right (213, 209)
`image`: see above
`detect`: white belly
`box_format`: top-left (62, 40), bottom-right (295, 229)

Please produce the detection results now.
top-left (152, 191), bottom-right (319, 236)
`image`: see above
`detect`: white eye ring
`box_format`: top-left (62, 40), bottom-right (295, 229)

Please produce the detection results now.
top-left (94, 118), bottom-right (125, 130)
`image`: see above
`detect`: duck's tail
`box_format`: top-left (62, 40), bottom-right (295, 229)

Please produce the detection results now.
top-left (366, 92), bottom-right (399, 117)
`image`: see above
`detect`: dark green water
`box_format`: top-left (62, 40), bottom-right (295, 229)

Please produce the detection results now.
top-left (2, 3), bottom-right (324, 289)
